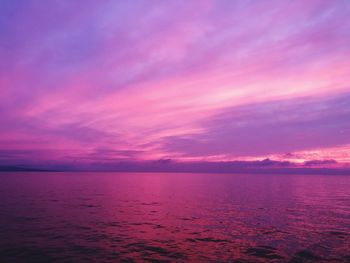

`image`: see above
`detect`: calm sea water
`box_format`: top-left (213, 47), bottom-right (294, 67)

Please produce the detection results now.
top-left (0, 172), bottom-right (349, 262)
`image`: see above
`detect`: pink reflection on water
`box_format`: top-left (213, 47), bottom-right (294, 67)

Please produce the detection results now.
top-left (0, 172), bottom-right (349, 262)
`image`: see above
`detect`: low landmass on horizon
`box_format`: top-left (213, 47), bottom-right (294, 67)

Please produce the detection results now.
top-left (1, 158), bottom-right (350, 175)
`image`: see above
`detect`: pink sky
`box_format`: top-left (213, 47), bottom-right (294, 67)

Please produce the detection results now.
top-left (1, 0), bottom-right (350, 167)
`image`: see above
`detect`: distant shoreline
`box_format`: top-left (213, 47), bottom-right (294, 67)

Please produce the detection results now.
top-left (1, 166), bottom-right (349, 175)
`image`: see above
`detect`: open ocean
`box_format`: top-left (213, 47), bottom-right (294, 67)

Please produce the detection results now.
top-left (0, 172), bottom-right (349, 262)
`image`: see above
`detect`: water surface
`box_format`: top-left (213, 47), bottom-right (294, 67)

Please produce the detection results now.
top-left (0, 172), bottom-right (349, 262)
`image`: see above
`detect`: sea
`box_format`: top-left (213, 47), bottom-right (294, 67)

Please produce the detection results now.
top-left (0, 172), bottom-right (349, 262)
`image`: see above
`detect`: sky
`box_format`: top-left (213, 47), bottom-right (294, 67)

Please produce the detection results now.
top-left (1, 0), bottom-right (350, 168)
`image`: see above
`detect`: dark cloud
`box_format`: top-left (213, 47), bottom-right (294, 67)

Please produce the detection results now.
top-left (304, 159), bottom-right (337, 166)
top-left (163, 92), bottom-right (350, 157)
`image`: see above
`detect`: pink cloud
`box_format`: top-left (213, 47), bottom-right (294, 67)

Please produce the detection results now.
top-left (1, 0), bottom-right (350, 167)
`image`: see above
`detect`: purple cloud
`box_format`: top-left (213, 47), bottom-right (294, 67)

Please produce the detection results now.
top-left (162, 92), bottom-right (350, 158)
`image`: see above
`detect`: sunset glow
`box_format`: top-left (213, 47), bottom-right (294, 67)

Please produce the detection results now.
top-left (1, 0), bottom-right (350, 168)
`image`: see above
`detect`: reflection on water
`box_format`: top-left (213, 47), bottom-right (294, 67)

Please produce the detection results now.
top-left (0, 172), bottom-right (349, 262)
